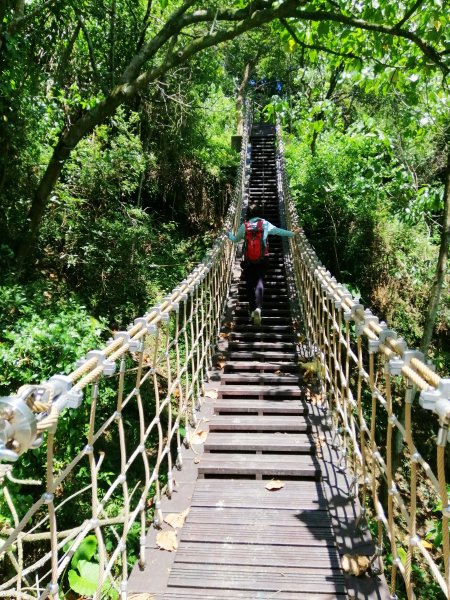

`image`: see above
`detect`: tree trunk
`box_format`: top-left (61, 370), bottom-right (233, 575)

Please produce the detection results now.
top-left (420, 146), bottom-right (450, 354)
top-left (15, 93), bottom-right (124, 262)
top-left (236, 61), bottom-right (254, 135)
top-left (14, 0), bottom-right (24, 17)
top-left (56, 22), bottom-right (81, 84)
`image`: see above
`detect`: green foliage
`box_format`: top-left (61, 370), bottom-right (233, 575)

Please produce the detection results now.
top-left (285, 116), bottom-right (448, 351)
top-left (0, 283), bottom-right (106, 393)
top-left (64, 535), bottom-right (118, 598)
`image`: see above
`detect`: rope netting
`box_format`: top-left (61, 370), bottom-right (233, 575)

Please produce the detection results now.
top-left (277, 122), bottom-right (450, 600)
top-left (0, 113), bottom-right (251, 599)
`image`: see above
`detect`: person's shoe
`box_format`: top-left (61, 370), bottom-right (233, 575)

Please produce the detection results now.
top-left (252, 307), bottom-right (262, 327)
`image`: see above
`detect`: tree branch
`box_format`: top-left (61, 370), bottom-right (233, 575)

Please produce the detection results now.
top-left (76, 12), bottom-right (107, 94)
top-left (393, 0), bottom-right (427, 31)
top-left (281, 17), bottom-right (362, 62)
top-left (136, 0), bottom-right (153, 51)
top-left (7, 0), bottom-right (59, 35)
top-left (56, 21), bottom-right (81, 83)
top-left (282, 17), bottom-right (406, 71)
top-left (290, 7), bottom-right (448, 74)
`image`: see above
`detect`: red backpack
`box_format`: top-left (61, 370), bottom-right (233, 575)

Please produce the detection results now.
top-left (244, 219), bottom-right (269, 262)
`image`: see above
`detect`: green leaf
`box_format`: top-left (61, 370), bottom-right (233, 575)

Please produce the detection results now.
top-left (72, 535), bottom-right (97, 569)
top-left (397, 547), bottom-right (407, 565)
top-left (68, 561), bottom-right (100, 596)
top-left (317, 21), bottom-right (329, 37)
top-left (160, 0), bottom-right (168, 8)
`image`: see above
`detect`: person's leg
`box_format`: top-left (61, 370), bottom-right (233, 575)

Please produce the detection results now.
top-left (254, 258), bottom-right (268, 309)
top-left (244, 263), bottom-right (258, 313)
top-left (254, 270), bottom-right (264, 309)
top-left (252, 261), bottom-right (267, 326)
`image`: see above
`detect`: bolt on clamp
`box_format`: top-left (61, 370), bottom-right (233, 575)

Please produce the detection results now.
top-left (49, 375), bottom-right (83, 410)
top-left (113, 331), bottom-right (141, 352)
top-left (76, 350), bottom-right (116, 377)
top-left (350, 303), bottom-right (364, 327)
top-left (0, 391), bottom-right (38, 461)
top-left (379, 328), bottom-right (398, 346)
top-left (419, 379), bottom-right (450, 415)
top-left (355, 309), bottom-right (379, 337)
top-left (134, 317), bottom-right (157, 335)
top-left (154, 307), bottom-right (170, 323)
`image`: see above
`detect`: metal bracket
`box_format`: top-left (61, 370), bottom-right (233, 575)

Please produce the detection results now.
top-left (49, 375), bottom-right (82, 410)
top-left (379, 328), bottom-right (397, 346)
top-left (355, 309), bottom-right (379, 337)
top-left (419, 379), bottom-right (450, 415)
top-left (134, 318), bottom-right (157, 335)
top-left (0, 393), bottom-right (38, 461)
top-left (403, 350), bottom-right (425, 368)
top-left (76, 350), bottom-right (116, 377)
top-left (113, 331), bottom-right (141, 352)
top-left (350, 304), bottom-right (364, 326)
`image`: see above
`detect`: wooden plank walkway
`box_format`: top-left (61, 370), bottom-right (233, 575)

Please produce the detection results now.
top-left (128, 125), bottom-right (390, 600)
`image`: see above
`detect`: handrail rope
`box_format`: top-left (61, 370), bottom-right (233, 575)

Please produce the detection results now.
top-left (0, 104), bottom-right (252, 598)
top-left (276, 119), bottom-right (450, 600)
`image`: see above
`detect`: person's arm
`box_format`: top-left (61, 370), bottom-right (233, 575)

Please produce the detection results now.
top-left (266, 221), bottom-right (302, 238)
top-left (227, 223), bottom-right (246, 243)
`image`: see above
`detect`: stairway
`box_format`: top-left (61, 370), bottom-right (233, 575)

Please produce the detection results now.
top-left (199, 124), bottom-right (319, 481)
top-left (129, 124), bottom-right (349, 598)
top-left (164, 125), bottom-right (346, 597)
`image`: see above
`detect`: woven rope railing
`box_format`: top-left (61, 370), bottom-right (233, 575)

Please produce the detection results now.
top-left (277, 122), bottom-right (450, 600)
top-left (0, 111), bottom-right (251, 599)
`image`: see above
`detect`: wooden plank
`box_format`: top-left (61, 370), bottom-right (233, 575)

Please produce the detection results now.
top-left (213, 399), bottom-right (306, 415)
top-left (173, 541), bottom-right (341, 569)
top-left (226, 352), bottom-right (297, 361)
top-left (204, 432), bottom-right (313, 452)
top-left (167, 564), bottom-right (346, 594)
top-left (209, 415), bottom-right (310, 432)
top-left (180, 523), bottom-right (336, 546)
top-left (220, 374), bottom-right (300, 384)
top-left (228, 342), bottom-right (296, 350)
top-left (191, 479), bottom-right (327, 510)
top-left (224, 361), bottom-right (299, 371)
top-left (229, 332), bottom-right (293, 341)
top-left (218, 385), bottom-right (301, 397)
top-left (163, 589), bottom-right (346, 600)
top-left (197, 452), bottom-right (320, 478)
top-left (185, 507), bottom-right (331, 529)
top-left (231, 326), bottom-right (292, 334)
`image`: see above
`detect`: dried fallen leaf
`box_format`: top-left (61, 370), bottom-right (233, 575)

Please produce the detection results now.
top-left (265, 480), bottom-right (285, 491)
top-left (156, 530), bottom-right (178, 552)
top-left (194, 457), bottom-right (201, 464)
top-left (220, 332), bottom-right (229, 339)
top-left (164, 509), bottom-right (189, 530)
top-left (421, 539), bottom-right (433, 549)
top-left (216, 360), bottom-right (226, 369)
top-left (191, 430), bottom-right (208, 444)
top-left (341, 554), bottom-right (370, 576)
top-left (315, 435), bottom-right (325, 458)
top-left (129, 594), bottom-right (156, 600)
top-left (204, 390), bottom-right (218, 399)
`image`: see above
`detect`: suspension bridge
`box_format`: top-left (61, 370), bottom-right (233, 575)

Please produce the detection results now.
top-left (0, 111), bottom-right (449, 600)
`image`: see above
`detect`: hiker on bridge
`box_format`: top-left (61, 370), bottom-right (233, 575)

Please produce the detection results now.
top-left (226, 203), bottom-right (301, 326)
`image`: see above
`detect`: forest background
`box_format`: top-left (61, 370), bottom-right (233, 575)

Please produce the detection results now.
top-left (1, 0), bottom-right (450, 597)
